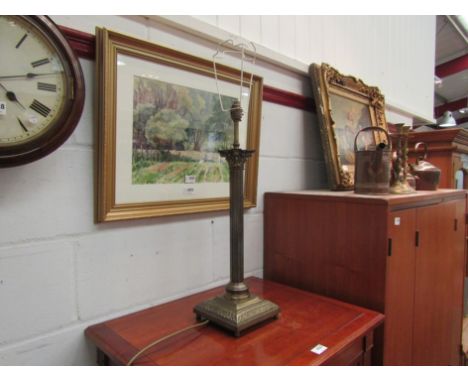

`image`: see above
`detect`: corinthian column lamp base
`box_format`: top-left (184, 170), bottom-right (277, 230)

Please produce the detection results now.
top-left (194, 292), bottom-right (280, 337)
top-left (197, 41), bottom-right (281, 337)
top-left (194, 144), bottom-right (280, 336)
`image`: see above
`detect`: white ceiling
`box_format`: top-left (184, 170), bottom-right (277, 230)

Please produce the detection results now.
top-left (435, 69), bottom-right (468, 103)
top-left (434, 16), bottom-right (468, 106)
top-left (436, 15), bottom-right (467, 65)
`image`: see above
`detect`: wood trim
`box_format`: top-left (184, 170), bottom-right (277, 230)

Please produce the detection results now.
top-left (434, 98), bottom-right (468, 118)
top-left (403, 128), bottom-right (468, 156)
top-left (458, 117), bottom-right (468, 125)
top-left (57, 24), bottom-right (315, 113)
top-left (263, 86), bottom-right (316, 112)
top-left (264, 189), bottom-right (467, 211)
top-left (406, 128), bottom-right (468, 147)
top-left (58, 25), bottom-right (95, 60)
top-left (436, 54), bottom-right (468, 78)
top-left (85, 324), bottom-right (154, 366)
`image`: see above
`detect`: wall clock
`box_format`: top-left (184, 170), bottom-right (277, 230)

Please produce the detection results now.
top-left (0, 15), bottom-right (85, 167)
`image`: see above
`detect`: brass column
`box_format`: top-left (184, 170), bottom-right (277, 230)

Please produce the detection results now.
top-left (223, 100), bottom-right (250, 300)
top-left (221, 147), bottom-right (253, 300)
top-left (194, 100), bottom-right (279, 336)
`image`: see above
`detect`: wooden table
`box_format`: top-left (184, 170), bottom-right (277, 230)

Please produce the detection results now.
top-left (85, 278), bottom-right (384, 366)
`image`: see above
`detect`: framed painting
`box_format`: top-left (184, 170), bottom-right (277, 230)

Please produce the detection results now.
top-left (309, 63), bottom-right (388, 190)
top-left (95, 28), bottom-right (263, 222)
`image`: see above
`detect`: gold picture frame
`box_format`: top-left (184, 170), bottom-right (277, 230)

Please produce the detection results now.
top-left (309, 63), bottom-right (387, 190)
top-left (95, 28), bottom-right (263, 222)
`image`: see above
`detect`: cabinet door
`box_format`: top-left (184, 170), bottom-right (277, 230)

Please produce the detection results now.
top-left (412, 200), bottom-right (465, 365)
top-left (385, 208), bottom-right (417, 365)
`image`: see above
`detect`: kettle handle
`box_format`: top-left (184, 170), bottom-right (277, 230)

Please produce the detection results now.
top-left (414, 142), bottom-right (428, 163)
top-left (354, 126), bottom-right (391, 152)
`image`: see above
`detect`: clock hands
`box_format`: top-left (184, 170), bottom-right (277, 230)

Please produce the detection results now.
top-left (0, 82), bottom-right (29, 132)
top-left (0, 72), bottom-right (61, 80)
top-left (0, 82), bottom-right (39, 132)
top-left (16, 117), bottom-right (28, 132)
top-left (0, 82), bottom-right (26, 110)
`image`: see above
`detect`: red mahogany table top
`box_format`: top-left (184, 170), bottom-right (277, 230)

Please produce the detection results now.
top-left (85, 277), bottom-right (384, 366)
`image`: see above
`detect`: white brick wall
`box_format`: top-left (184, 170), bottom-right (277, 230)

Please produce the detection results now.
top-left (0, 15), bottom-right (430, 365)
top-left (0, 242), bottom-right (77, 345)
top-left (75, 221), bottom-right (215, 320)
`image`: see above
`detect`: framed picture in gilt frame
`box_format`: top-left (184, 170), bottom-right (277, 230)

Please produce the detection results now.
top-left (95, 28), bottom-right (263, 222)
top-left (309, 63), bottom-right (387, 190)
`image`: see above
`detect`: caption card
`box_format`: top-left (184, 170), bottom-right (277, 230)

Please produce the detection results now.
top-left (310, 344), bottom-right (328, 355)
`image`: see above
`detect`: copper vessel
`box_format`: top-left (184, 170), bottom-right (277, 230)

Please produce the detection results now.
top-left (354, 126), bottom-right (392, 194)
top-left (410, 142), bottom-right (441, 191)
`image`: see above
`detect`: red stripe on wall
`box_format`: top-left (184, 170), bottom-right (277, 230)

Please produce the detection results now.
top-left (59, 25), bottom-right (95, 60)
top-left (435, 54), bottom-right (468, 78)
top-left (457, 116), bottom-right (468, 125)
top-left (58, 25), bottom-right (315, 113)
top-left (434, 98), bottom-right (468, 118)
top-left (263, 86), bottom-right (316, 112)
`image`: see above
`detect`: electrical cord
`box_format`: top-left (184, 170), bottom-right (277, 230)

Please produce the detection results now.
top-left (126, 319), bottom-right (210, 366)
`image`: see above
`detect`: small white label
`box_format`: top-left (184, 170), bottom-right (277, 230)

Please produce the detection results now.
top-left (0, 102), bottom-right (6, 115)
top-left (310, 344), bottom-right (328, 355)
top-left (183, 187), bottom-right (195, 195)
top-left (27, 115), bottom-right (38, 125)
top-left (185, 175), bottom-right (196, 184)
top-left (394, 217), bottom-right (401, 226)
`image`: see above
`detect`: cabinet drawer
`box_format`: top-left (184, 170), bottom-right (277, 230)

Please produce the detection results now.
top-left (322, 337), bottom-right (365, 366)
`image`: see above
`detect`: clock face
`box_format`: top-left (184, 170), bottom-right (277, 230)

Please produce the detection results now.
top-left (0, 16), bottom-right (68, 145)
top-left (0, 16), bottom-right (84, 167)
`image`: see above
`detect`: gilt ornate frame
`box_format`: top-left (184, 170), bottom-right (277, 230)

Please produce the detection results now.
top-left (309, 63), bottom-right (387, 190)
top-left (95, 28), bottom-right (263, 222)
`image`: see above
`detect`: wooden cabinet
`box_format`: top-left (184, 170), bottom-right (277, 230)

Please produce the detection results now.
top-left (397, 127), bottom-right (468, 189)
top-left (401, 127), bottom-right (468, 277)
top-left (264, 190), bottom-right (467, 365)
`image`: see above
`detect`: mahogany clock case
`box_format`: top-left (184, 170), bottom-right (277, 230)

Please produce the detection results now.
top-left (0, 16), bottom-right (85, 167)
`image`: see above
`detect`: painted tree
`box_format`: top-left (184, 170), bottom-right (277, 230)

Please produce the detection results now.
top-left (185, 93), bottom-right (209, 151)
top-left (145, 109), bottom-right (189, 150)
top-left (205, 94), bottom-right (235, 150)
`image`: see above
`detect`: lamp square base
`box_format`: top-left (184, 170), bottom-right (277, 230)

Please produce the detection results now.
top-left (194, 294), bottom-right (280, 337)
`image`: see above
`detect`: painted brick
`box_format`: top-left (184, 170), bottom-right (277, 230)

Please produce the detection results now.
top-left (0, 323), bottom-right (94, 365)
top-left (0, 148), bottom-right (94, 245)
top-left (254, 157), bottom-right (327, 213)
top-left (75, 219), bottom-right (214, 320)
top-left (0, 242), bottom-right (77, 345)
top-left (260, 102), bottom-right (323, 160)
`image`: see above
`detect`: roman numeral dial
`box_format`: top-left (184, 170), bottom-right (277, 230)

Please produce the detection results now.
top-left (16, 33), bottom-right (28, 48)
top-left (31, 58), bottom-right (50, 68)
top-left (29, 99), bottom-right (51, 117)
top-left (37, 82), bottom-right (57, 92)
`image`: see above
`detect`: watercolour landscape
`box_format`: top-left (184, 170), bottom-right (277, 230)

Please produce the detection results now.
top-left (132, 75), bottom-right (236, 185)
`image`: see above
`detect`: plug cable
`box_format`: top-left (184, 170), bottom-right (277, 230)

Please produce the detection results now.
top-left (126, 319), bottom-right (210, 366)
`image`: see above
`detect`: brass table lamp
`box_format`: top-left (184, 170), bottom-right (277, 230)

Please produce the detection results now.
top-left (194, 39), bottom-right (279, 337)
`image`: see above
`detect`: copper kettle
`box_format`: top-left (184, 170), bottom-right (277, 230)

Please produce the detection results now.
top-left (410, 142), bottom-right (441, 191)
